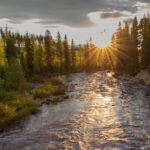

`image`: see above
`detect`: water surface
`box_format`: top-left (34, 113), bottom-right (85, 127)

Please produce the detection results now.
top-left (0, 71), bottom-right (150, 150)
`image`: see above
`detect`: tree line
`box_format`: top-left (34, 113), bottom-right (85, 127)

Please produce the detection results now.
top-left (82, 14), bottom-right (150, 74)
top-left (112, 14), bottom-right (150, 74)
top-left (0, 14), bottom-right (150, 90)
top-left (0, 29), bottom-right (83, 90)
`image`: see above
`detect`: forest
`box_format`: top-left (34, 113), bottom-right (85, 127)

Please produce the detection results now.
top-left (0, 14), bottom-right (150, 130)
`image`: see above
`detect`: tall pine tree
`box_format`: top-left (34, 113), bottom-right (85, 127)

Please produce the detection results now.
top-left (63, 34), bottom-right (70, 73)
top-left (71, 39), bottom-right (76, 72)
top-left (56, 32), bottom-right (63, 72)
top-left (25, 34), bottom-right (34, 74)
top-left (45, 30), bottom-right (53, 71)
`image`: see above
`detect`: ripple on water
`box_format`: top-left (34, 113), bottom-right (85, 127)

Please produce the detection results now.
top-left (0, 71), bottom-right (150, 150)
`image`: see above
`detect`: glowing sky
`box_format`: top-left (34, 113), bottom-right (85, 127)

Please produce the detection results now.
top-left (0, 0), bottom-right (149, 47)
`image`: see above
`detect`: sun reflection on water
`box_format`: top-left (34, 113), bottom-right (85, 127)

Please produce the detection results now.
top-left (103, 97), bottom-right (112, 103)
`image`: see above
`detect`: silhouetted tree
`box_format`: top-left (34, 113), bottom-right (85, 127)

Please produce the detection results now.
top-left (131, 16), bottom-right (139, 73)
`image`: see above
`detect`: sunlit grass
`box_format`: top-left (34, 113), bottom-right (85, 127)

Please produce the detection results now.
top-left (0, 93), bottom-right (38, 131)
top-left (0, 76), bottom-right (66, 130)
top-left (33, 76), bottom-right (65, 99)
top-left (33, 83), bottom-right (54, 99)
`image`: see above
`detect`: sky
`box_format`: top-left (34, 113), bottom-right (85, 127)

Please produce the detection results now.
top-left (0, 0), bottom-right (150, 47)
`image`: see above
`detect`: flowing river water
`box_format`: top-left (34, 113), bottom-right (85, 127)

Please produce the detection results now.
top-left (0, 71), bottom-right (150, 150)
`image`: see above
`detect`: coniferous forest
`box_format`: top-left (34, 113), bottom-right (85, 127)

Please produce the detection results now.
top-left (0, 14), bottom-right (150, 130)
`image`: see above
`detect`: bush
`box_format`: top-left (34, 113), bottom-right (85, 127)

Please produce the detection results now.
top-left (10, 95), bottom-right (37, 114)
top-left (0, 94), bottom-right (38, 130)
top-left (51, 97), bottom-right (64, 103)
top-left (33, 83), bottom-right (54, 99)
top-left (18, 82), bottom-right (34, 92)
top-left (0, 90), bottom-right (18, 102)
top-left (49, 76), bottom-right (63, 85)
top-left (52, 85), bottom-right (66, 96)
top-left (0, 103), bottom-right (15, 119)
top-left (33, 88), bottom-right (51, 99)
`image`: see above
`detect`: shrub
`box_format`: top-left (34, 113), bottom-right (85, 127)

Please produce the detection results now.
top-left (0, 90), bottom-right (18, 102)
top-left (52, 85), bottom-right (66, 96)
top-left (0, 103), bottom-right (15, 119)
top-left (49, 76), bottom-right (63, 85)
top-left (10, 95), bottom-right (37, 114)
top-left (33, 83), bottom-right (54, 99)
top-left (0, 94), bottom-right (38, 130)
top-left (51, 97), bottom-right (64, 103)
top-left (33, 88), bottom-right (51, 99)
top-left (18, 82), bottom-right (34, 92)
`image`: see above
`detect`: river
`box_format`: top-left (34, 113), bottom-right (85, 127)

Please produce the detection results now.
top-left (0, 71), bottom-right (150, 150)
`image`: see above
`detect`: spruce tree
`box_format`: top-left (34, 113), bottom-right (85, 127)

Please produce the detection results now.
top-left (71, 39), bottom-right (76, 71)
top-left (131, 16), bottom-right (139, 73)
top-left (123, 22), bottom-right (131, 73)
top-left (84, 40), bottom-right (90, 71)
top-left (56, 32), bottom-right (63, 72)
top-left (116, 22), bottom-right (124, 73)
top-left (25, 34), bottom-right (34, 74)
top-left (44, 30), bottom-right (53, 71)
top-left (78, 44), bottom-right (82, 69)
top-left (141, 16), bottom-right (150, 68)
top-left (5, 37), bottom-right (17, 64)
top-left (63, 34), bottom-right (70, 73)
top-left (37, 35), bottom-right (44, 72)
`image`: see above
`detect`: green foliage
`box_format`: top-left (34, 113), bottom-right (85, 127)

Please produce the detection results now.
top-left (49, 76), bottom-right (63, 85)
top-left (4, 58), bottom-right (25, 90)
top-left (0, 38), bottom-right (7, 78)
top-left (33, 77), bottom-right (65, 99)
top-left (52, 85), bottom-right (66, 96)
top-left (56, 32), bottom-right (63, 72)
top-left (18, 82), bottom-right (34, 92)
top-left (0, 94), bottom-right (38, 130)
top-left (5, 37), bottom-right (17, 63)
top-left (25, 34), bottom-right (34, 74)
top-left (33, 88), bottom-right (51, 99)
top-left (45, 30), bottom-right (54, 70)
top-left (64, 34), bottom-right (71, 73)
top-left (0, 66), bottom-right (7, 79)
top-left (33, 83), bottom-right (54, 99)
top-left (0, 90), bottom-right (18, 102)
top-left (71, 39), bottom-right (76, 71)
top-left (0, 38), bottom-right (7, 66)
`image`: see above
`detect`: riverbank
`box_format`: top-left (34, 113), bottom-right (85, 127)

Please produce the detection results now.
top-left (0, 76), bottom-right (68, 131)
top-left (114, 69), bottom-right (150, 86)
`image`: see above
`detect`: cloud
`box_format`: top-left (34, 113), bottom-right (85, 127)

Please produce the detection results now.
top-left (100, 11), bottom-right (129, 19)
top-left (0, 0), bottom-right (149, 27)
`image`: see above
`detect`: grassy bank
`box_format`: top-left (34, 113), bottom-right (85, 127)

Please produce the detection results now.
top-left (0, 76), bottom-right (67, 131)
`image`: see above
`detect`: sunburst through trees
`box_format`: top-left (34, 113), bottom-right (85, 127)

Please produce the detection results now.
top-left (0, 14), bottom-right (150, 88)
